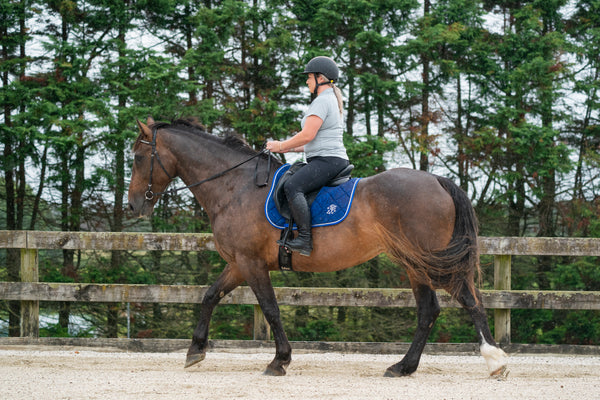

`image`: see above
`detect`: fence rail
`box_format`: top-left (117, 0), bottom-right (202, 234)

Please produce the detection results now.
top-left (1, 231), bottom-right (599, 345)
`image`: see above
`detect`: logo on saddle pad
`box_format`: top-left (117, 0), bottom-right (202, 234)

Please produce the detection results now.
top-left (265, 164), bottom-right (360, 230)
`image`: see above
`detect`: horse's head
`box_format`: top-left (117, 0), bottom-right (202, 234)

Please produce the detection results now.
top-left (128, 117), bottom-right (177, 218)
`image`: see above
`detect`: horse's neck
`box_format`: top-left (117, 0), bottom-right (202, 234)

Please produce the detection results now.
top-left (169, 132), bottom-right (263, 215)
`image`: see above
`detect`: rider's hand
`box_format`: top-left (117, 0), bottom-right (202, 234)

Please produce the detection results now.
top-left (266, 140), bottom-right (288, 153)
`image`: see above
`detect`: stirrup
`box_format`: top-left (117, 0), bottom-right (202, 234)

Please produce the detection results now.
top-left (282, 238), bottom-right (312, 256)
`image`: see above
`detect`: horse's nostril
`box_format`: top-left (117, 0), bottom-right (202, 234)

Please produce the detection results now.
top-left (128, 203), bottom-right (134, 212)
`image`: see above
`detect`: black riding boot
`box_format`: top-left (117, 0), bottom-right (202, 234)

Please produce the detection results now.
top-left (279, 193), bottom-right (313, 256)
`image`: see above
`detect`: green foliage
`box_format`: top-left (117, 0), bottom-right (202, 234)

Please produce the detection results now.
top-left (430, 308), bottom-right (480, 343)
top-left (230, 96), bottom-right (300, 148)
top-left (344, 135), bottom-right (397, 176)
top-left (41, 260), bottom-right (75, 284)
top-left (510, 309), bottom-right (600, 345)
top-left (550, 259), bottom-right (600, 291)
top-left (39, 323), bottom-right (94, 338)
top-left (210, 305), bottom-right (254, 340)
top-left (297, 319), bottom-right (341, 341)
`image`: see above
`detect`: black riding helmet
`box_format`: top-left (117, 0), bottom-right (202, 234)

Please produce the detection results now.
top-left (303, 56), bottom-right (339, 94)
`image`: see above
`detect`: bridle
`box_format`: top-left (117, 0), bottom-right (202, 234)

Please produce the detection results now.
top-left (137, 126), bottom-right (271, 201)
top-left (138, 126), bottom-right (174, 200)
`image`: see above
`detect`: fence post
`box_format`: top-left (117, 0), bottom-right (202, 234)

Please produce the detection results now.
top-left (20, 247), bottom-right (39, 337)
top-left (493, 254), bottom-right (511, 345)
top-left (253, 305), bottom-right (270, 340)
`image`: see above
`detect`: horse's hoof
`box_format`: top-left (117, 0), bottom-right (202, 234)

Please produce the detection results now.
top-left (384, 368), bottom-right (411, 377)
top-left (384, 362), bottom-right (415, 377)
top-left (384, 369), bottom-right (398, 377)
top-left (264, 359), bottom-right (289, 376)
top-left (490, 365), bottom-right (509, 380)
top-left (263, 366), bottom-right (287, 376)
top-left (184, 353), bottom-right (206, 369)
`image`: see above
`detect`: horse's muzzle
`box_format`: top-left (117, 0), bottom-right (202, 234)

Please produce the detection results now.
top-left (128, 200), bottom-right (153, 218)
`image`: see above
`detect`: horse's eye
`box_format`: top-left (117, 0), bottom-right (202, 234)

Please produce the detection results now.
top-left (134, 154), bottom-right (145, 164)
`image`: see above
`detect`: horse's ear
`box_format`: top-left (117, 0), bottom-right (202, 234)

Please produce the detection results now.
top-left (146, 116), bottom-right (155, 126)
top-left (136, 119), bottom-right (152, 141)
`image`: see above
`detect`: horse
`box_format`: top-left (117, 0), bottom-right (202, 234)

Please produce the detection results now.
top-left (127, 116), bottom-right (508, 378)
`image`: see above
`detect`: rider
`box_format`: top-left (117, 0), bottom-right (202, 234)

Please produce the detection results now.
top-left (266, 56), bottom-right (350, 256)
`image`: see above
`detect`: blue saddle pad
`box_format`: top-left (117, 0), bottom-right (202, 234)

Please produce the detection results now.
top-left (265, 164), bottom-right (361, 230)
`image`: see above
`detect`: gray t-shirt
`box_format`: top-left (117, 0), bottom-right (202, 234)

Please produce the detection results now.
top-left (302, 88), bottom-right (349, 160)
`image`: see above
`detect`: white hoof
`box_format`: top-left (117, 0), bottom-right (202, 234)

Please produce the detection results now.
top-left (480, 340), bottom-right (508, 377)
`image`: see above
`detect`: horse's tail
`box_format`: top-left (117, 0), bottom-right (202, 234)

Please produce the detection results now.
top-left (382, 175), bottom-right (480, 301)
top-left (432, 176), bottom-right (481, 300)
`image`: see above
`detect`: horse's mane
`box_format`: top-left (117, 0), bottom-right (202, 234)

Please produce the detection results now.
top-left (134, 117), bottom-right (268, 160)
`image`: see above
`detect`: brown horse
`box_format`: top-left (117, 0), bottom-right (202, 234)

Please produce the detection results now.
top-left (128, 117), bottom-right (508, 377)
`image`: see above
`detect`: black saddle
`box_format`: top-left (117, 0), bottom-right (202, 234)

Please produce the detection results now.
top-left (273, 161), bottom-right (354, 220)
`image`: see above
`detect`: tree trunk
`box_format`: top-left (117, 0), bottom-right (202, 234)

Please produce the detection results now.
top-left (419, 0), bottom-right (431, 172)
top-left (346, 50), bottom-right (356, 136)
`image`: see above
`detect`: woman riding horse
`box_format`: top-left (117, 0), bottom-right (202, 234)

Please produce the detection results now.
top-left (266, 56), bottom-right (350, 256)
top-left (128, 62), bottom-right (509, 376)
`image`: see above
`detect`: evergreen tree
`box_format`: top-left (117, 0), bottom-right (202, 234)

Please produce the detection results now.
top-left (36, 0), bottom-right (118, 330)
top-left (466, 1), bottom-right (572, 236)
top-left (566, 0), bottom-right (600, 235)
top-left (0, 0), bottom-right (35, 336)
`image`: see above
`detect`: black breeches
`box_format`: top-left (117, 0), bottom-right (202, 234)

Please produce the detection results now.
top-left (283, 156), bottom-right (349, 199)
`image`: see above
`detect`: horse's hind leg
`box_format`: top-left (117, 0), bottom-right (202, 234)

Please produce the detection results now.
top-left (185, 264), bottom-right (244, 368)
top-left (385, 283), bottom-right (440, 377)
top-left (456, 284), bottom-right (508, 377)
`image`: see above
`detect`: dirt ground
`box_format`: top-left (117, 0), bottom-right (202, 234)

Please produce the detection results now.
top-left (1, 345), bottom-right (599, 400)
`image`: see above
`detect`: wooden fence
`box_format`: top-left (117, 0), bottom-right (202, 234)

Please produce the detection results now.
top-left (1, 231), bottom-right (600, 346)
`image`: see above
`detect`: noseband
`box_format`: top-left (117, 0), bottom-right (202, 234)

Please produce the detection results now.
top-left (137, 126), bottom-right (271, 201)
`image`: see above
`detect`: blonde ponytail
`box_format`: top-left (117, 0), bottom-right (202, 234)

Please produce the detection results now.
top-left (332, 84), bottom-right (343, 118)
top-left (315, 72), bottom-right (344, 117)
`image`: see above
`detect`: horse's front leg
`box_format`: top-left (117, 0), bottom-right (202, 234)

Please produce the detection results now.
top-left (243, 264), bottom-right (292, 376)
top-left (385, 283), bottom-right (440, 377)
top-left (185, 264), bottom-right (244, 368)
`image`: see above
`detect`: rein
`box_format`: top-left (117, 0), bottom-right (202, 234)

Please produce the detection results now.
top-left (139, 126), bottom-right (271, 200)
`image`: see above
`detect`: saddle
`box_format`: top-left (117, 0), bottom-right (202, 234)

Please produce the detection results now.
top-left (274, 161), bottom-right (354, 271)
top-left (273, 161), bottom-right (354, 220)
